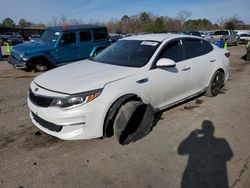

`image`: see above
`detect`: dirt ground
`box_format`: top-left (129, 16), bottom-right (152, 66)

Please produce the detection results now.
top-left (0, 45), bottom-right (250, 188)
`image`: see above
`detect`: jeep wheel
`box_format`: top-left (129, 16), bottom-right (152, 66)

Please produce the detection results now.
top-left (34, 59), bottom-right (49, 72)
top-left (114, 101), bottom-right (154, 145)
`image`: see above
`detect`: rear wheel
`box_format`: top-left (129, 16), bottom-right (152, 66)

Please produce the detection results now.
top-left (205, 71), bottom-right (224, 97)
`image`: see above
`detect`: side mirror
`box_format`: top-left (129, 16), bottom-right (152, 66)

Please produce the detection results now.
top-left (156, 58), bottom-right (176, 67)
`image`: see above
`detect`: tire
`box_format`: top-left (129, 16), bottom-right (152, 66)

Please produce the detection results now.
top-left (114, 101), bottom-right (154, 145)
top-left (205, 71), bottom-right (224, 97)
top-left (34, 59), bottom-right (49, 72)
top-left (24, 66), bottom-right (33, 72)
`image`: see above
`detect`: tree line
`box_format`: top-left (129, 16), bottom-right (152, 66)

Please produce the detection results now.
top-left (1, 11), bottom-right (249, 33)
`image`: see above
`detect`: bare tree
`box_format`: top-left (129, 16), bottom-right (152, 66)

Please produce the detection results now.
top-left (48, 16), bottom-right (58, 26)
top-left (60, 15), bottom-right (68, 24)
top-left (177, 10), bottom-right (192, 24)
top-left (69, 19), bottom-right (84, 25)
top-left (217, 16), bottom-right (227, 28)
top-left (163, 17), bottom-right (182, 32)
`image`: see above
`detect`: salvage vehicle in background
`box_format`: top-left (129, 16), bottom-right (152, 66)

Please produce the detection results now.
top-left (1, 32), bottom-right (14, 42)
top-left (7, 25), bottom-right (109, 71)
top-left (212, 30), bottom-right (238, 45)
top-left (27, 34), bottom-right (230, 144)
top-left (182, 31), bottom-right (202, 37)
top-left (238, 33), bottom-right (250, 44)
top-left (7, 33), bottom-right (24, 45)
top-left (1, 32), bottom-right (23, 44)
top-left (29, 34), bottom-right (41, 42)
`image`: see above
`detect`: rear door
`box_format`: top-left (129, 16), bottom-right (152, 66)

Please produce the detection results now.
top-left (182, 38), bottom-right (214, 94)
top-left (148, 39), bottom-right (192, 109)
top-left (78, 30), bottom-right (93, 59)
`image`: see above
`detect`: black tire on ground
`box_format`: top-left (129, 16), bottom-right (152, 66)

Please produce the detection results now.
top-left (205, 71), bottom-right (225, 97)
top-left (114, 101), bottom-right (154, 145)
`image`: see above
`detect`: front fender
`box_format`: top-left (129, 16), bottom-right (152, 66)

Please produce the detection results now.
top-left (28, 52), bottom-right (56, 64)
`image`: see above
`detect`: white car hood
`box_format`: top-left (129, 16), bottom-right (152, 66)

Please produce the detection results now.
top-left (34, 60), bottom-right (140, 94)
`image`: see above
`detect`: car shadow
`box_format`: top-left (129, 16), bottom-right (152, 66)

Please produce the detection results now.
top-left (177, 120), bottom-right (233, 188)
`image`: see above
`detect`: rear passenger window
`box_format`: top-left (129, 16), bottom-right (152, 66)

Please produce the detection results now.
top-left (159, 40), bottom-right (184, 62)
top-left (183, 38), bottom-right (210, 59)
top-left (202, 40), bottom-right (213, 53)
top-left (61, 33), bottom-right (76, 45)
top-left (93, 28), bottom-right (108, 41)
top-left (80, 31), bottom-right (92, 42)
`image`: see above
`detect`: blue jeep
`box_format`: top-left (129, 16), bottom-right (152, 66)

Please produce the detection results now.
top-left (8, 25), bottom-right (109, 71)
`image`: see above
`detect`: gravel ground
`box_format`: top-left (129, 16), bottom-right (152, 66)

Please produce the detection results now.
top-left (0, 45), bottom-right (249, 188)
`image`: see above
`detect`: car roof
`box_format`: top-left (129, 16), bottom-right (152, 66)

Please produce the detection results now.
top-left (47, 24), bottom-right (106, 32)
top-left (120, 33), bottom-right (199, 42)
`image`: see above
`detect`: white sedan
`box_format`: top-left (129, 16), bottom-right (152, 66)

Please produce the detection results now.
top-left (27, 34), bottom-right (230, 144)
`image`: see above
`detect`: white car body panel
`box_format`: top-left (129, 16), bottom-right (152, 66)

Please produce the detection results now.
top-left (34, 60), bottom-right (142, 94)
top-left (27, 34), bottom-right (230, 140)
top-left (147, 60), bottom-right (191, 108)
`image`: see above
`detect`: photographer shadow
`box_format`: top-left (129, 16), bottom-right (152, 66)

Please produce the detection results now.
top-left (178, 120), bottom-right (233, 188)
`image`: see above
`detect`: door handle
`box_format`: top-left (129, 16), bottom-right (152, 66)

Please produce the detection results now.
top-left (209, 58), bottom-right (216, 62)
top-left (182, 65), bottom-right (190, 71)
top-left (136, 78), bottom-right (148, 84)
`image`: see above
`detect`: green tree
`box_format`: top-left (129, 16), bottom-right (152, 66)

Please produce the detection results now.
top-left (225, 21), bottom-right (235, 30)
top-left (140, 12), bottom-right (151, 23)
top-left (19, 18), bottom-right (31, 27)
top-left (183, 18), bottom-right (213, 30)
top-left (2, 17), bottom-right (15, 27)
top-left (121, 15), bottom-right (129, 22)
top-left (153, 17), bottom-right (165, 33)
top-left (139, 12), bottom-right (153, 32)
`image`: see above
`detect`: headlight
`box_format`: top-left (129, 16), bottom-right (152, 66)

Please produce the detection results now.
top-left (50, 89), bottom-right (102, 109)
top-left (20, 54), bottom-right (24, 59)
top-left (20, 53), bottom-right (28, 61)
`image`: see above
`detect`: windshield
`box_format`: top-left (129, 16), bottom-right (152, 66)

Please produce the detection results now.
top-left (214, 31), bottom-right (229, 35)
top-left (92, 40), bottom-right (160, 67)
top-left (240, 34), bottom-right (250, 37)
top-left (41, 30), bottom-right (60, 44)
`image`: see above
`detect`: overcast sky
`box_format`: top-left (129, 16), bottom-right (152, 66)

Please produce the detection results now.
top-left (0, 0), bottom-right (249, 24)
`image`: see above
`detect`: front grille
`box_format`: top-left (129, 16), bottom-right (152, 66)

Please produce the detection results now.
top-left (32, 112), bottom-right (63, 132)
top-left (29, 89), bottom-right (53, 107)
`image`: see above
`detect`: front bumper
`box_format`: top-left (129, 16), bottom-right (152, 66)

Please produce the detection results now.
top-left (7, 55), bottom-right (27, 69)
top-left (27, 83), bottom-right (109, 140)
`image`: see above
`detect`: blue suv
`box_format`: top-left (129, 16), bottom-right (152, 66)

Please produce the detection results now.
top-left (8, 25), bottom-right (109, 71)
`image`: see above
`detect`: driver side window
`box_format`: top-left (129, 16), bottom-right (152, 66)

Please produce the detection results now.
top-left (61, 33), bottom-right (76, 45)
top-left (159, 40), bottom-right (184, 62)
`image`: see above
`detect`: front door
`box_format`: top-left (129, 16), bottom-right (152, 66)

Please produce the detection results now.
top-left (148, 39), bottom-right (192, 109)
top-left (56, 32), bottom-right (80, 63)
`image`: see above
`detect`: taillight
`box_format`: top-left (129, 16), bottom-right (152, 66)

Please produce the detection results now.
top-left (224, 52), bottom-right (230, 58)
